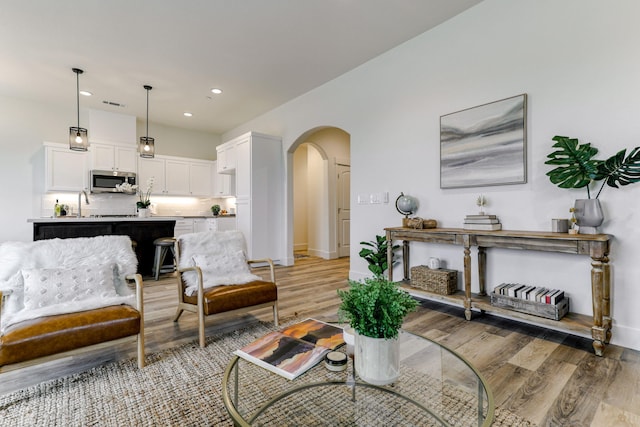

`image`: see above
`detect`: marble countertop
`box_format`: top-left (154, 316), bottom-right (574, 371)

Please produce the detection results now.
top-left (28, 216), bottom-right (182, 223)
top-left (28, 215), bottom-right (236, 223)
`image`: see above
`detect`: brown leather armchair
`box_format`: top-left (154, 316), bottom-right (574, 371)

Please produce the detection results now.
top-left (172, 231), bottom-right (278, 348)
top-left (0, 236), bottom-right (145, 372)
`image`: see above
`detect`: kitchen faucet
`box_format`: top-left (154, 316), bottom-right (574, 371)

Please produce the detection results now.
top-left (78, 190), bottom-right (90, 218)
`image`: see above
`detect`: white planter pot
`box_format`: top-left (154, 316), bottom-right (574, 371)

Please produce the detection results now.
top-left (138, 208), bottom-right (150, 218)
top-left (354, 332), bottom-right (400, 386)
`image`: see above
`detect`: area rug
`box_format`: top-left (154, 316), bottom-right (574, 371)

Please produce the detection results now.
top-left (0, 320), bottom-right (536, 426)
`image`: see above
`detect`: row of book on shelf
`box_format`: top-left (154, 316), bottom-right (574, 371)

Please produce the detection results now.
top-left (463, 214), bottom-right (502, 231)
top-left (493, 283), bottom-right (565, 305)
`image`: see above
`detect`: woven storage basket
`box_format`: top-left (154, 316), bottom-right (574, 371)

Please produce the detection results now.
top-left (410, 266), bottom-right (457, 295)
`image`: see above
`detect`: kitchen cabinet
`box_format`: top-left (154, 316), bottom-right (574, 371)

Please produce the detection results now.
top-left (91, 143), bottom-right (137, 173)
top-left (44, 142), bottom-right (88, 192)
top-left (138, 157), bottom-right (167, 194)
top-left (212, 161), bottom-right (235, 197)
top-left (139, 156), bottom-right (214, 196)
top-left (193, 218), bottom-right (209, 233)
top-left (165, 159), bottom-right (190, 195)
top-left (189, 161), bottom-right (213, 196)
top-left (174, 218), bottom-right (194, 237)
top-left (225, 132), bottom-right (283, 261)
top-left (216, 141), bottom-right (236, 174)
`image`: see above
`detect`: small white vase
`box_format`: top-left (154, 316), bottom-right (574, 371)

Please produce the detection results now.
top-left (354, 332), bottom-right (400, 386)
top-left (138, 208), bottom-right (150, 218)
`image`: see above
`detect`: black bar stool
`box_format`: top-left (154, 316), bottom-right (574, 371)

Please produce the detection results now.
top-left (152, 237), bottom-right (176, 280)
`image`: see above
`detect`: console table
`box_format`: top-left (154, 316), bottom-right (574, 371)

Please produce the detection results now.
top-left (385, 227), bottom-right (612, 356)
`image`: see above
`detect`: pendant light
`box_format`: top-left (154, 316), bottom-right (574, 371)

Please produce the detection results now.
top-left (69, 68), bottom-right (89, 151)
top-left (139, 85), bottom-right (155, 158)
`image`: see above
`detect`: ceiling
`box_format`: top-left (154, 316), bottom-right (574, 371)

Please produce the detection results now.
top-left (0, 0), bottom-right (481, 135)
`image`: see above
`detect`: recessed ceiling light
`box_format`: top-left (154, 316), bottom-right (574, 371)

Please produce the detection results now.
top-left (211, 88), bottom-right (222, 94)
top-left (183, 112), bottom-right (193, 117)
top-left (79, 90), bottom-right (92, 96)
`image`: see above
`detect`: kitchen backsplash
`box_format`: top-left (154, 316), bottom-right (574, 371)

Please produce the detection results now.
top-left (41, 193), bottom-right (236, 218)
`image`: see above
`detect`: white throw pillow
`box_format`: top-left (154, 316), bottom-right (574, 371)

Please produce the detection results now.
top-left (21, 264), bottom-right (119, 310)
top-left (185, 251), bottom-right (261, 296)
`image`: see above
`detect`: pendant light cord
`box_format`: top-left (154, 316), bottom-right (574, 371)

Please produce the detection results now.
top-left (76, 70), bottom-right (80, 129)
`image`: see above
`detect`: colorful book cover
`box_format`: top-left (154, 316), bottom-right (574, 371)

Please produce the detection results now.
top-left (234, 318), bottom-right (345, 380)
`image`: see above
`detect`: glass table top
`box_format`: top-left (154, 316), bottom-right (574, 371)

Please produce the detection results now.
top-left (222, 328), bottom-right (494, 426)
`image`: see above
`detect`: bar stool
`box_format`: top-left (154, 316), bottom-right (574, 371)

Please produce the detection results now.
top-left (152, 237), bottom-right (176, 280)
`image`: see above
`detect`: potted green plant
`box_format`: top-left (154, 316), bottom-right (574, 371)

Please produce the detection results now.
top-left (211, 204), bottom-right (221, 217)
top-left (545, 135), bottom-right (640, 232)
top-left (359, 234), bottom-right (399, 279)
top-left (338, 236), bottom-right (417, 385)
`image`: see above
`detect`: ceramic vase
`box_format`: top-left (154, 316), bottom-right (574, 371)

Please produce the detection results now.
top-left (138, 208), bottom-right (150, 218)
top-left (354, 332), bottom-right (400, 385)
top-left (574, 199), bottom-right (604, 234)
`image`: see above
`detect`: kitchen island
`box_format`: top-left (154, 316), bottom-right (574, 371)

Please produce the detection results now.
top-left (29, 217), bottom-right (179, 276)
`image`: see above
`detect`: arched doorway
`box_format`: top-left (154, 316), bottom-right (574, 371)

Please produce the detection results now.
top-left (289, 127), bottom-right (350, 261)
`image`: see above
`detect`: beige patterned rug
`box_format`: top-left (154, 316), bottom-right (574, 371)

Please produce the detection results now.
top-left (0, 321), bottom-right (536, 426)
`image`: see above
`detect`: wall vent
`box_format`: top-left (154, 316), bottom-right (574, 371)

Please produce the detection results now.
top-left (102, 100), bottom-right (126, 108)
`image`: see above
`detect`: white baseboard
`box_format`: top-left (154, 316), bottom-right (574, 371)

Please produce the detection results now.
top-left (612, 323), bottom-right (640, 352)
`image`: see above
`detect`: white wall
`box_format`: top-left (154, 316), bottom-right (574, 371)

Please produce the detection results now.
top-left (293, 144), bottom-right (309, 251)
top-left (222, 0), bottom-right (640, 350)
top-left (136, 120), bottom-right (220, 160)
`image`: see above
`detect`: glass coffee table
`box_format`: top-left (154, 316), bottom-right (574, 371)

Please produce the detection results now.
top-left (222, 329), bottom-right (494, 426)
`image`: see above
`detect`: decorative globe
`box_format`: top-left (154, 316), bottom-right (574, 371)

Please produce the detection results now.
top-left (395, 193), bottom-right (417, 217)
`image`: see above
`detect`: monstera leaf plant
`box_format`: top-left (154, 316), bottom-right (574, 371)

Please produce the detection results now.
top-left (545, 135), bottom-right (640, 199)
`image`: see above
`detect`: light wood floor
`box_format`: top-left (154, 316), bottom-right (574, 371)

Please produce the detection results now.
top-left (2, 255), bottom-right (639, 426)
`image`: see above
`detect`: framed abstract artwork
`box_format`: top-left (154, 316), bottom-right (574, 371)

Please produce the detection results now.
top-left (440, 94), bottom-right (527, 189)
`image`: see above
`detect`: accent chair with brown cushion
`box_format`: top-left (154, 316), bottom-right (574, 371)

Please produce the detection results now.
top-left (0, 235), bottom-right (145, 372)
top-left (173, 230), bottom-right (278, 348)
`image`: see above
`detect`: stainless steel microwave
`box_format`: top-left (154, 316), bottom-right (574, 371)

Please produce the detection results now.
top-left (90, 170), bottom-right (137, 193)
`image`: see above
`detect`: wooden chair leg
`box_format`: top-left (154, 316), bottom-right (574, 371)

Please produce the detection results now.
top-left (137, 333), bottom-right (145, 369)
top-left (273, 303), bottom-right (279, 327)
top-left (172, 308), bottom-right (184, 322)
top-left (198, 308), bottom-right (206, 348)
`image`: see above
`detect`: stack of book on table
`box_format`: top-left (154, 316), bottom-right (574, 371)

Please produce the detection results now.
top-left (493, 283), bottom-right (565, 305)
top-left (463, 214), bottom-right (502, 231)
top-left (234, 318), bottom-right (345, 380)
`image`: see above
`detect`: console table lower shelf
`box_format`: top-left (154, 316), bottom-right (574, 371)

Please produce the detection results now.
top-left (400, 284), bottom-right (594, 338)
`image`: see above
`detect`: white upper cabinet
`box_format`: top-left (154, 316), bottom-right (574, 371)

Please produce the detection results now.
top-left (216, 141), bottom-right (236, 174)
top-left (165, 159), bottom-right (190, 195)
top-left (212, 161), bottom-right (235, 197)
top-left (189, 161), bottom-right (213, 196)
top-left (137, 157), bottom-right (167, 195)
top-left (45, 142), bottom-right (88, 192)
top-left (138, 156), bottom-right (215, 196)
top-left (91, 143), bottom-right (137, 172)
top-left (89, 109), bottom-right (136, 145)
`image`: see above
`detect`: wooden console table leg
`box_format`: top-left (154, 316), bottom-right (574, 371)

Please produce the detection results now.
top-left (477, 246), bottom-right (487, 297)
top-left (463, 237), bottom-right (472, 320)
top-left (590, 256), bottom-right (608, 356)
top-left (403, 240), bottom-right (410, 281)
top-left (602, 256), bottom-right (612, 344)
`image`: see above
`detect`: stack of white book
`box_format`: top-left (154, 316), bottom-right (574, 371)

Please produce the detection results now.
top-left (463, 214), bottom-right (502, 231)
